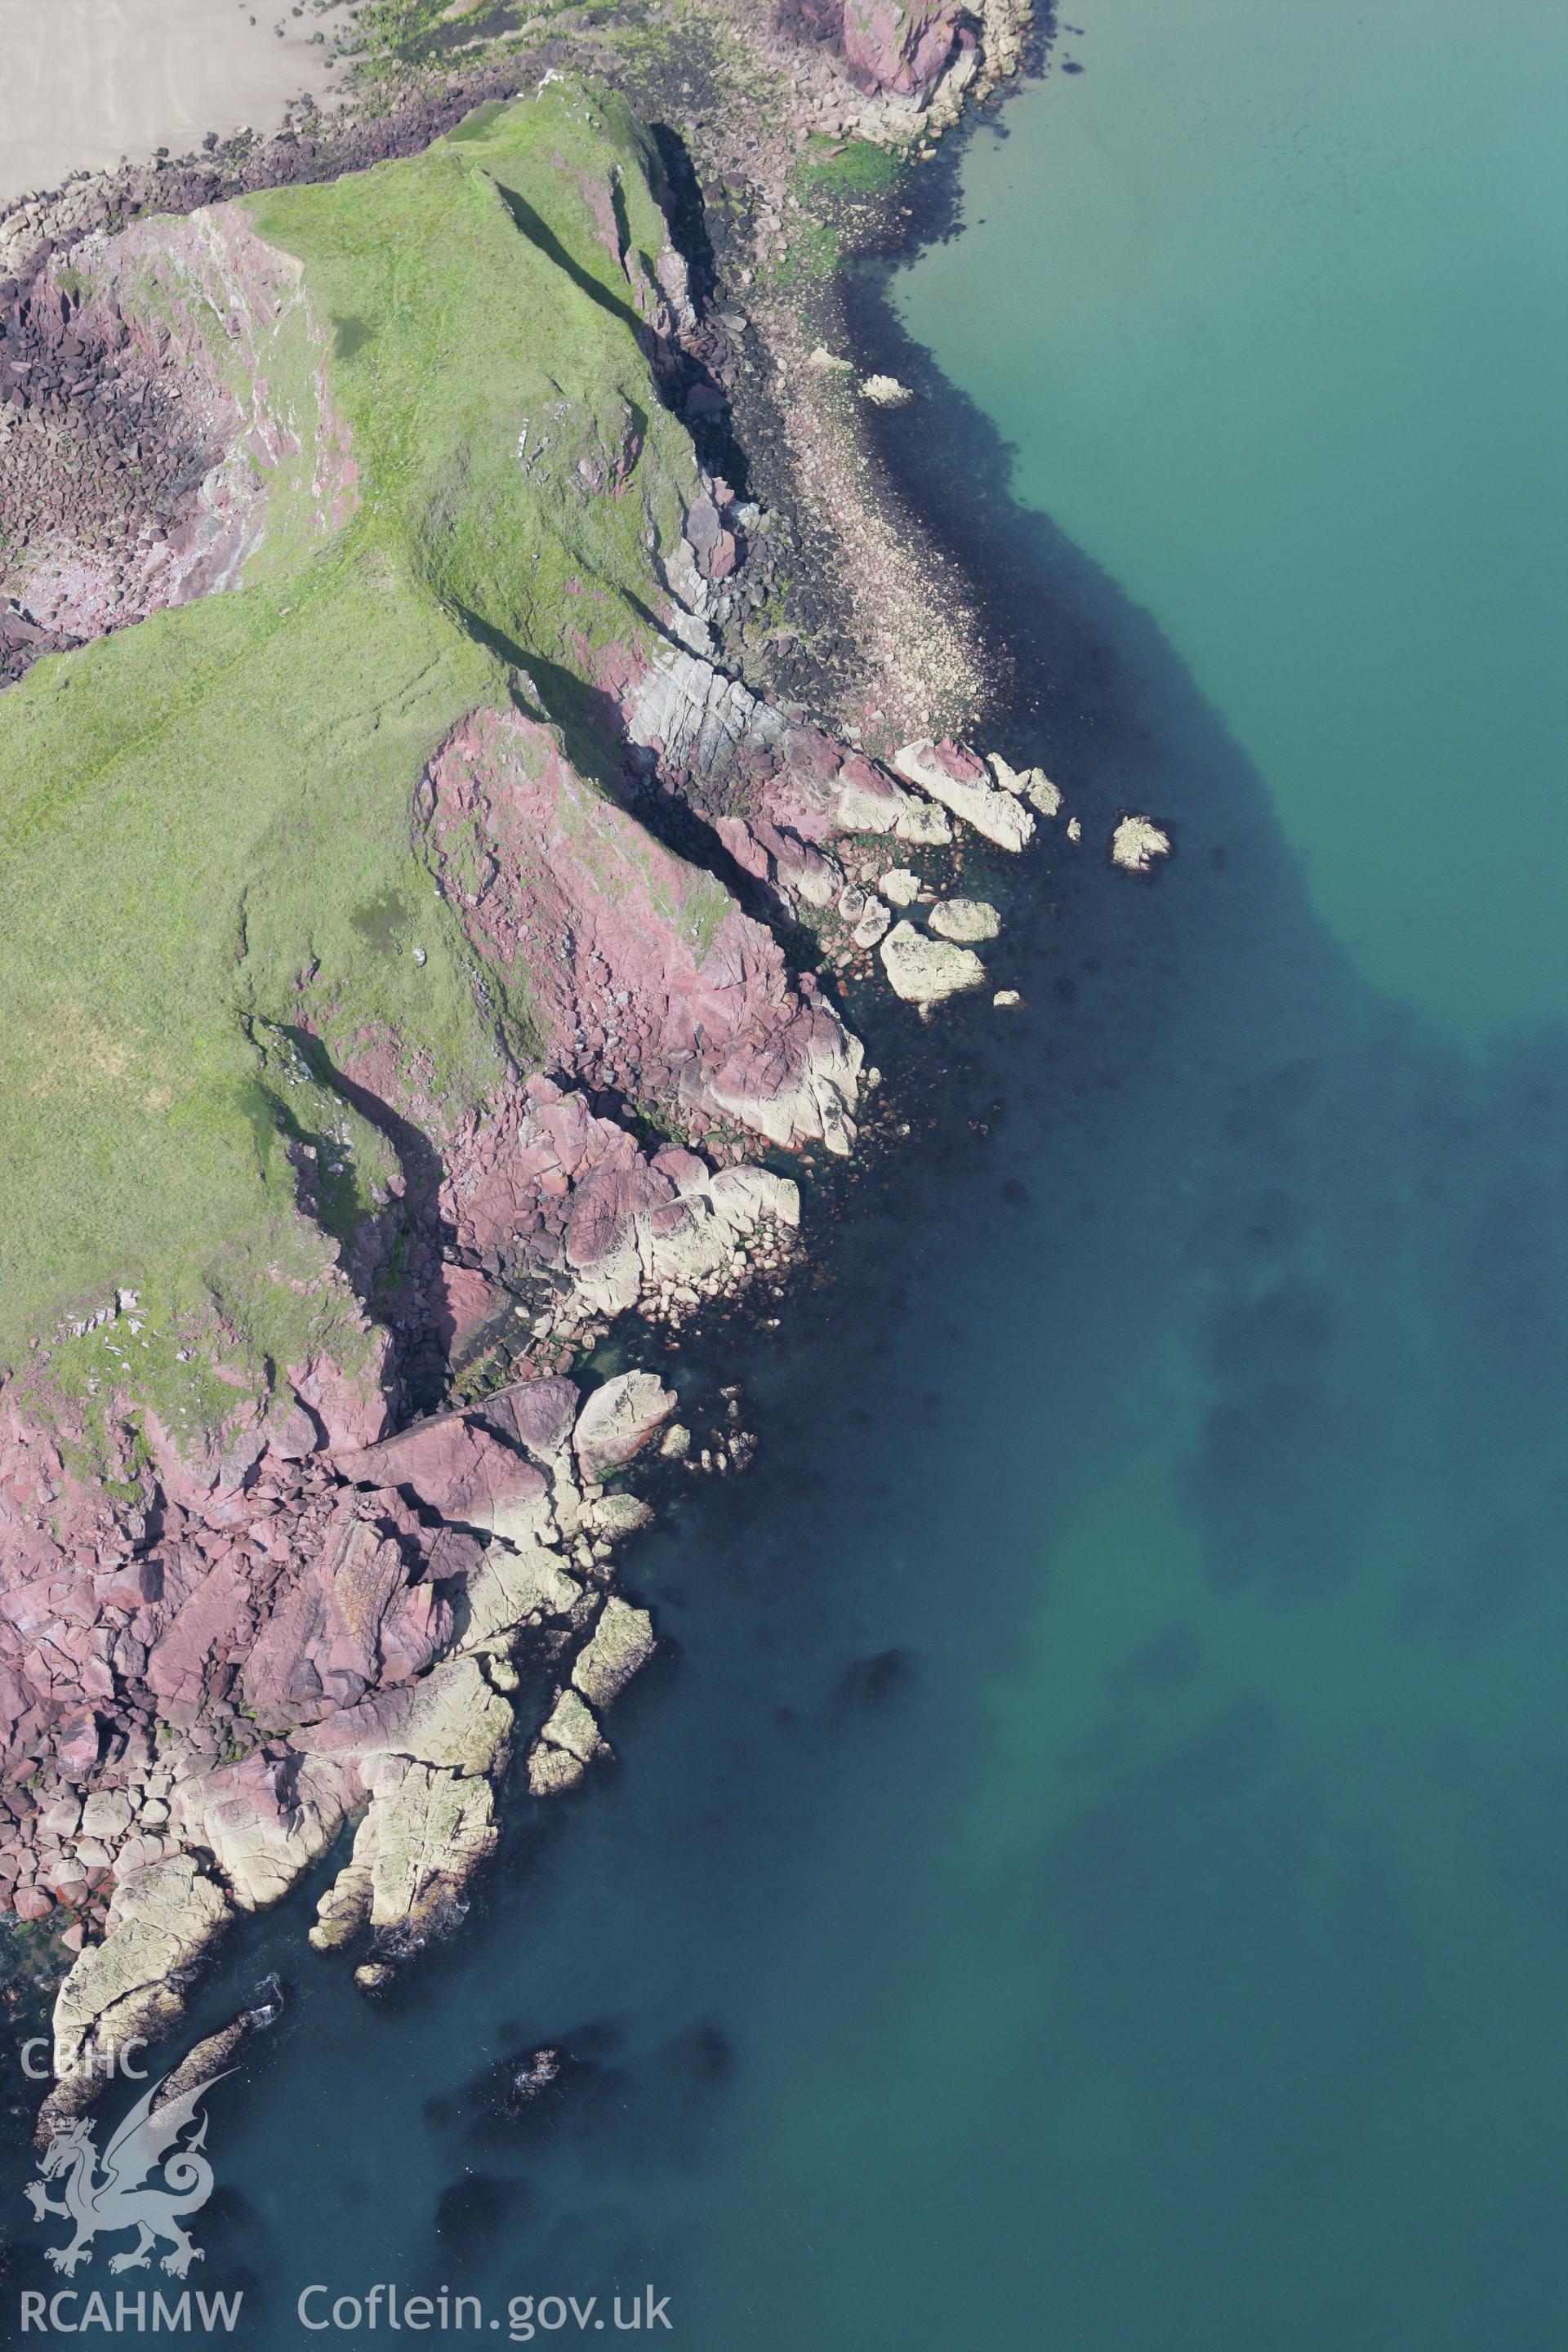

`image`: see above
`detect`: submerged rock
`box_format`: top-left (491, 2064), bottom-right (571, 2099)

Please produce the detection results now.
top-left (509, 2047), bottom-right (563, 2103)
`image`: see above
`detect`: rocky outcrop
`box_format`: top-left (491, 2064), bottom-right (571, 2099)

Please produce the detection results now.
top-left (310, 1762), bottom-right (499, 1951)
top-left (0, 1063), bottom-right (804, 1976)
top-left (987, 751), bottom-right (1063, 818)
top-left (3, 1314), bottom-right (688, 2030)
top-left (421, 706), bottom-right (863, 1156)
top-left (303, 1653), bottom-right (515, 1952)
top-left (0, 21), bottom-right (1067, 2097)
top-left (172, 1753), bottom-right (350, 1913)
top-left (893, 740), bottom-right (1037, 852)
top-left (528, 1687), bottom-right (607, 1796)
top-left (47, 1855), bottom-right (231, 2108)
top-left (841, 1), bottom-right (970, 100)
top-left (572, 1596), bottom-right (657, 1710)
top-left (335, 1419), bottom-right (546, 1527)
top-left (432, 1076), bottom-right (802, 1357)
top-left (1111, 814), bottom-right (1173, 873)
top-left (527, 1595), bottom-right (655, 1797)
top-left (623, 641), bottom-right (788, 778)
top-left (572, 1374), bottom-right (679, 1482)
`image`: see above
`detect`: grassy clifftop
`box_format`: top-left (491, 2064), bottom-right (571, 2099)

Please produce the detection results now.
top-left (0, 82), bottom-right (707, 1419)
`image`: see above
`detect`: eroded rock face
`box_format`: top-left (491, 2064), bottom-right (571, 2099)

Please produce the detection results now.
top-left (841, 0), bottom-right (969, 100)
top-left (421, 706), bottom-right (863, 1156)
top-left (0, 1040), bottom-right (806, 2027)
top-left (335, 1420), bottom-right (547, 1528)
top-left (437, 1077), bottom-right (802, 1352)
top-left (172, 1753), bottom-right (350, 1911)
top-left (310, 1762), bottom-right (499, 1949)
top-left (0, 40), bottom-right (1060, 2095)
top-left (1, 209), bottom-right (355, 684)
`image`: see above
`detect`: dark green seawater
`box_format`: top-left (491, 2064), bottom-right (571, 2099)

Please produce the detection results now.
top-left (7, 4), bottom-right (1568, 2345)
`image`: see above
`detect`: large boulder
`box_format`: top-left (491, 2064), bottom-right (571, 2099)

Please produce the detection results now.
top-left (572, 1597), bottom-right (657, 1710)
top-left (528, 1688), bottom-right (606, 1796)
top-left (826, 755), bottom-right (913, 833)
top-left (572, 1374), bottom-right (677, 1481)
top-left (456, 1522), bottom-right (581, 1657)
top-left (335, 1418), bottom-right (546, 1524)
top-left (481, 1377), bottom-right (581, 1463)
top-left (172, 1752), bottom-right (350, 1911)
top-left (880, 920), bottom-right (987, 1008)
top-left (892, 739), bottom-right (1036, 852)
top-left (1111, 814), bottom-right (1173, 873)
top-left (305, 1657), bottom-right (515, 1949)
top-left (928, 898), bottom-right (1000, 943)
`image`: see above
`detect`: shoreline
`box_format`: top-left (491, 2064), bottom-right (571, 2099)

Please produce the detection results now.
top-left (0, 4), bottom-right (1104, 2136)
top-left (0, 0), bottom-right (352, 212)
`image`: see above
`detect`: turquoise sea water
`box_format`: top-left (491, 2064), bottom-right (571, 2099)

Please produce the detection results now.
top-left (897, 0), bottom-right (1568, 1045)
top-left (7, 6), bottom-right (1568, 2345)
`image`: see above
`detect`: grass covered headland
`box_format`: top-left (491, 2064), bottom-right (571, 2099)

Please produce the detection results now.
top-left (0, 82), bottom-right (719, 1432)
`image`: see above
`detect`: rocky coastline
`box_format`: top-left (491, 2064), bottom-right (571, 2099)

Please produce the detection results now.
top-left (0, 0), bottom-right (1165, 2125)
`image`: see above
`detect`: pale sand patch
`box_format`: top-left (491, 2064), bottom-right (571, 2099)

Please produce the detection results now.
top-left (0, 0), bottom-right (347, 207)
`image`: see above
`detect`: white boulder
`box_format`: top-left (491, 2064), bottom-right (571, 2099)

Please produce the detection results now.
top-left (880, 920), bottom-right (987, 1008)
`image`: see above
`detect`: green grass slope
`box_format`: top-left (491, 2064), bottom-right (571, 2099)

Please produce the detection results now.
top-left (0, 82), bottom-right (707, 1420)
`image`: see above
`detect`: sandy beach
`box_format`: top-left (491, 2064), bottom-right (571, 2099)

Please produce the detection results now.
top-left (0, 0), bottom-right (345, 205)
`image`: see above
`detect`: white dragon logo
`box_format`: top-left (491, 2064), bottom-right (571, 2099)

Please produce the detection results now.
top-left (24, 2069), bottom-right (228, 2278)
